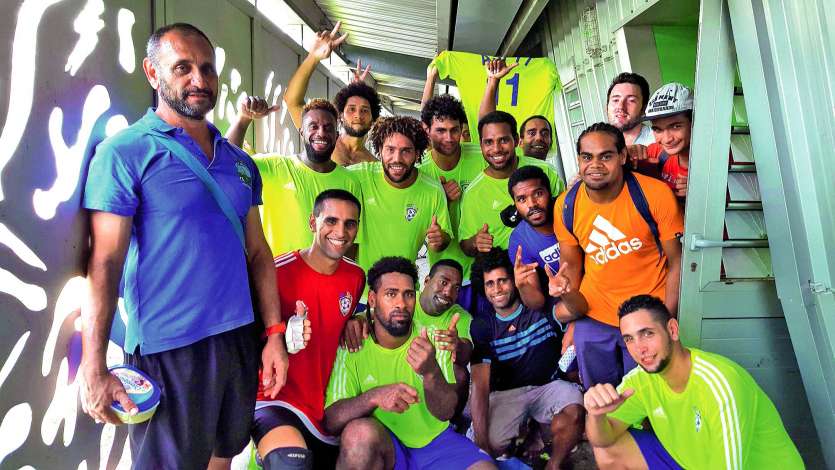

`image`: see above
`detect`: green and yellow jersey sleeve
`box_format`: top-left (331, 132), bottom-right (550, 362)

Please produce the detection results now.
top-left (432, 51), bottom-right (561, 142)
top-left (324, 330), bottom-right (455, 448)
top-left (418, 148), bottom-right (487, 270)
top-left (350, 162), bottom-right (451, 276)
top-left (256, 154), bottom-right (362, 256)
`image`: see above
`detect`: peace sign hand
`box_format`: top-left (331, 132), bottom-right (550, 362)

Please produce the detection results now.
top-left (311, 21), bottom-right (348, 60)
top-left (545, 262), bottom-right (572, 297)
top-left (352, 59), bottom-right (372, 83)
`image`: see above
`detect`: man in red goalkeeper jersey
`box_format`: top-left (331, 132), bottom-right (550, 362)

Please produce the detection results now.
top-left (252, 189), bottom-right (365, 469)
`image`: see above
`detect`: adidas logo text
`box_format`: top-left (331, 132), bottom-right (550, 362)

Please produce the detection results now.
top-left (585, 215), bottom-right (643, 265)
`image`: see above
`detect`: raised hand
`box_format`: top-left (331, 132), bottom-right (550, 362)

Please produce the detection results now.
top-left (352, 58), bottom-right (372, 83)
top-left (239, 95), bottom-right (280, 121)
top-left (475, 224), bottom-right (493, 253)
top-left (513, 246), bottom-right (539, 290)
top-left (426, 215), bottom-right (445, 251)
top-left (486, 57), bottom-right (518, 81)
top-left (406, 327), bottom-right (440, 376)
top-left (372, 382), bottom-right (420, 413)
top-left (340, 315), bottom-right (369, 352)
top-left (439, 175), bottom-right (461, 201)
top-left (545, 262), bottom-right (572, 297)
top-left (311, 21), bottom-right (348, 61)
top-left (426, 62), bottom-right (439, 81)
top-left (433, 312), bottom-right (460, 353)
top-left (584, 383), bottom-right (635, 416)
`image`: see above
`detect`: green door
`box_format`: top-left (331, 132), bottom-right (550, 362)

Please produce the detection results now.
top-left (680, 0), bottom-right (828, 466)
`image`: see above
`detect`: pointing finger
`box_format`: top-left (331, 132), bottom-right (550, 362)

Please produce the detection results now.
top-left (514, 245), bottom-right (523, 267)
top-left (330, 20), bottom-right (341, 36)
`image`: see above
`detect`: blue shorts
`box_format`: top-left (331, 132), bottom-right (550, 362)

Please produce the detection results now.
top-left (391, 426), bottom-right (492, 470)
top-left (126, 324), bottom-right (259, 469)
top-left (573, 316), bottom-right (638, 389)
top-left (628, 428), bottom-right (683, 470)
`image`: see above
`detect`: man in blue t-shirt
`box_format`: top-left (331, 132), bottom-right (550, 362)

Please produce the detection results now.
top-left (506, 165), bottom-right (561, 311)
top-left (469, 248), bottom-right (584, 469)
top-left (79, 23), bottom-right (289, 469)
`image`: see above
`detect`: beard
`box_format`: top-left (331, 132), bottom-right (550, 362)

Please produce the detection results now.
top-left (375, 309), bottom-right (412, 337)
top-left (641, 339), bottom-right (674, 374)
top-left (343, 122), bottom-right (370, 138)
top-left (615, 116), bottom-right (643, 132)
top-left (304, 141), bottom-right (335, 164)
top-left (524, 206), bottom-right (550, 227)
top-left (158, 79), bottom-right (216, 120)
top-left (383, 163), bottom-right (415, 184)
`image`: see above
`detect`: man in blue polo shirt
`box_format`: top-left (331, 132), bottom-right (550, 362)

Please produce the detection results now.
top-left (79, 23), bottom-right (288, 469)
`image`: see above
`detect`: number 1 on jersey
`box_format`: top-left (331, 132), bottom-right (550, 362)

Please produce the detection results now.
top-left (486, 73), bottom-right (521, 107)
top-left (506, 73), bottom-right (519, 107)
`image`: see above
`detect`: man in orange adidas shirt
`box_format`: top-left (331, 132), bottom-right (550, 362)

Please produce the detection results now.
top-left (550, 123), bottom-right (683, 389)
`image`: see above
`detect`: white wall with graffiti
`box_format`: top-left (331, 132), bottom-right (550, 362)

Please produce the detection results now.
top-left (0, 1), bottom-right (347, 468)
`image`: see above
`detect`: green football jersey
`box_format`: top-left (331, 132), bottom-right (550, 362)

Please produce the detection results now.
top-left (325, 327), bottom-right (456, 448)
top-left (413, 296), bottom-right (473, 342)
top-left (254, 154), bottom-right (361, 257)
top-left (432, 51), bottom-right (561, 142)
top-left (413, 298), bottom-right (473, 369)
top-left (458, 157), bottom-right (565, 280)
top-left (418, 146), bottom-right (487, 270)
top-left (349, 162), bottom-right (452, 277)
top-left (610, 348), bottom-right (804, 469)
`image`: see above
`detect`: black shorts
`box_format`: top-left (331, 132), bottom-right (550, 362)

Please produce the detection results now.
top-left (126, 323), bottom-right (259, 469)
top-left (252, 405), bottom-right (339, 469)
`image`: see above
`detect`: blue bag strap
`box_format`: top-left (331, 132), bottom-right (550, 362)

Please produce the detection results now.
top-left (148, 131), bottom-right (247, 250)
top-left (562, 178), bottom-right (582, 242)
top-left (658, 149), bottom-right (670, 167)
top-left (624, 171), bottom-right (663, 259)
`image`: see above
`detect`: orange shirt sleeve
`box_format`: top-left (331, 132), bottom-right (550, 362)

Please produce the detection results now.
top-left (645, 176), bottom-right (685, 241)
top-left (553, 192), bottom-right (579, 246)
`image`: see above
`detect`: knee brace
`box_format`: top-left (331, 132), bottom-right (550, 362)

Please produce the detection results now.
top-left (261, 447), bottom-right (313, 470)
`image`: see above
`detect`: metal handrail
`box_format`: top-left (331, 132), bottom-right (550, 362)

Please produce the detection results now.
top-left (688, 234), bottom-right (769, 250)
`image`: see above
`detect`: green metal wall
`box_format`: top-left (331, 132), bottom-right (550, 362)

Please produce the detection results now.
top-left (541, 0), bottom-right (828, 466)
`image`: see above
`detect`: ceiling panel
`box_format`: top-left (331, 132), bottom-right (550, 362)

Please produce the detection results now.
top-left (315, 0), bottom-right (438, 58)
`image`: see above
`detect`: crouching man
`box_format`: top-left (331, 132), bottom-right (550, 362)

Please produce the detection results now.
top-left (586, 295), bottom-right (803, 469)
top-left (324, 257), bottom-right (496, 470)
top-left (469, 248), bottom-right (585, 469)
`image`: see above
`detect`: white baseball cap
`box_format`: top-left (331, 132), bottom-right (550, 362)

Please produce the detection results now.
top-left (645, 82), bottom-right (694, 119)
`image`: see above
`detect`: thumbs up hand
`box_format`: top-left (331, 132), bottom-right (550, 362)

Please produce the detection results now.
top-left (439, 176), bottom-right (462, 201)
top-left (434, 312), bottom-right (460, 352)
top-left (285, 300), bottom-right (312, 354)
top-left (475, 224), bottom-right (493, 253)
top-left (545, 262), bottom-right (572, 297)
top-left (407, 327), bottom-right (439, 376)
top-left (426, 215), bottom-right (445, 251)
